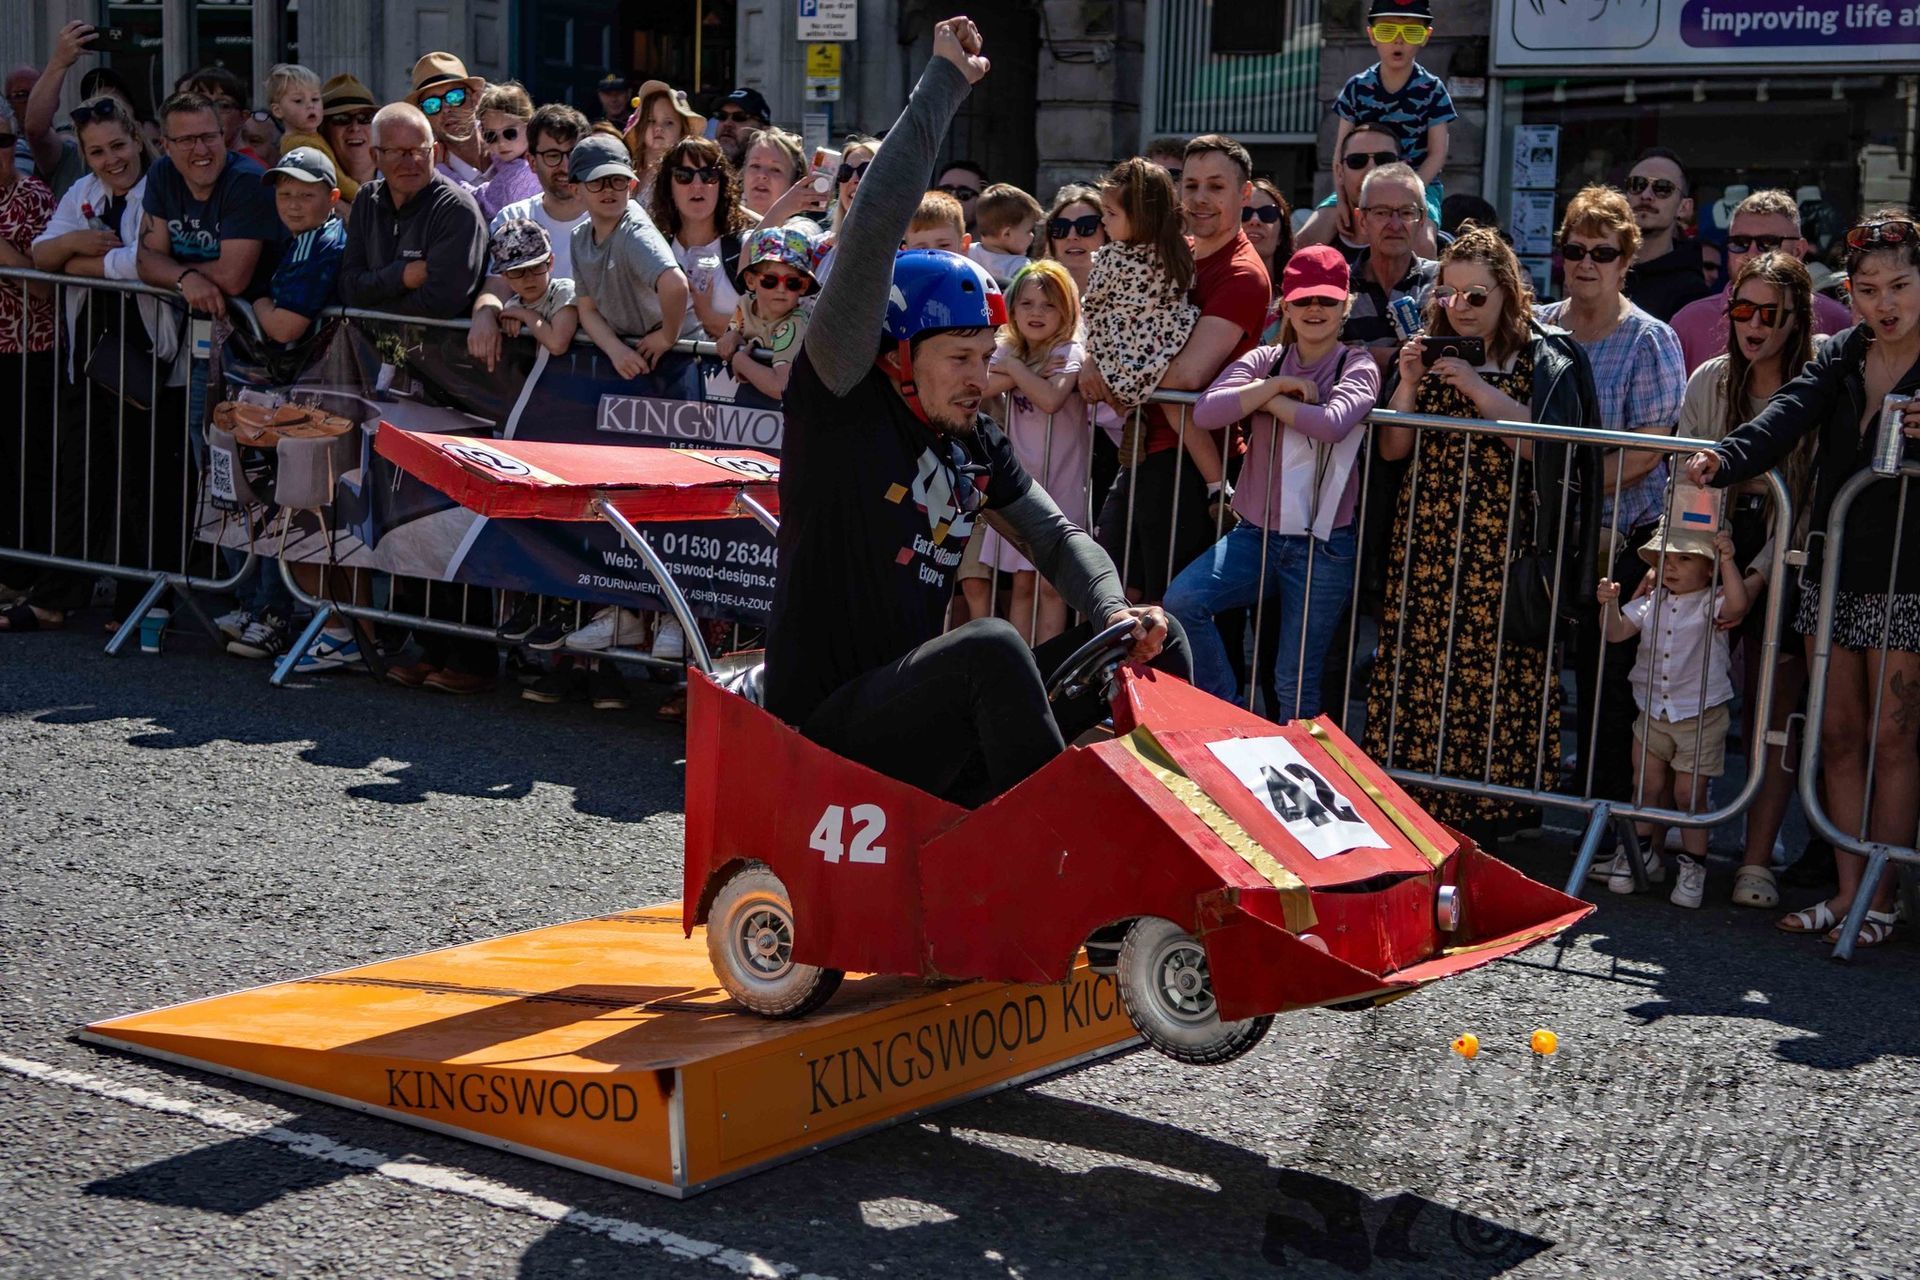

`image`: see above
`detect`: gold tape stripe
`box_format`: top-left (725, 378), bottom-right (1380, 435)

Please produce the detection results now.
top-left (1117, 728), bottom-right (1317, 933)
top-left (1306, 721), bottom-right (1449, 869)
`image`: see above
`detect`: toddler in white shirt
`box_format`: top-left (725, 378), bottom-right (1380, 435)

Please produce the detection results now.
top-left (1595, 520), bottom-right (1748, 908)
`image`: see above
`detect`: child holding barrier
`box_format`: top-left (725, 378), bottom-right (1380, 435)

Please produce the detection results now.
top-left (715, 225), bottom-right (815, 400)
top-left (1595, 515), bottom-right (1747, 908)
top-left (1164, 245), bottom-right (1380, 719)
top-left (979, 260), bottom-right (1090, 644)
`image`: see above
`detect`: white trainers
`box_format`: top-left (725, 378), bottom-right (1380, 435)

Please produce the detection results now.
top-left (564, 607), bottom-right (649, 653)
top-left (215, 607), bottom-right (252, 641)
top-left (1606, 843), bottom-right (1667, 894)
top-left (1669, 855), bottom-right (1707, 909)
top-left (651, 616), bottom-right (685, 662)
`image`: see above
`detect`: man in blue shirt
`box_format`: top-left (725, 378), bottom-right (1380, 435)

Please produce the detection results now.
top-left (136, 92), bottom-right (285, 314)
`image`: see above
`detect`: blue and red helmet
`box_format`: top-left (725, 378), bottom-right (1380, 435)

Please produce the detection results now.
top-left (884, 250), bottom-right (1007, 425)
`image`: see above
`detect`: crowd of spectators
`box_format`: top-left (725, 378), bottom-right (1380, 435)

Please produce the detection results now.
top-left (0, 8), bottom-right (1916, 947)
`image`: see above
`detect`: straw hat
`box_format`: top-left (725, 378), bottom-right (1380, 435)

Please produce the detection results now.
top-left (407, 52), bottom-right (483, 104)
top-left (322, 74), bottom-right (376, 113)
top-left (1637, 516), bottom-right (1718, 568)
top-left (629, 80), bottom-right (704, 137)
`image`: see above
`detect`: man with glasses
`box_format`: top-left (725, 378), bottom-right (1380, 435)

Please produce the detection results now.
top-left (713, 87), bottom-right (771, 166)
top-left (469, 103), bottom-right (591, 370)
top-left (1669, 187), bottom-right (1853, 373)
top-left (1298, 123), bottom-right (1438, 263)
top-left (934, 159), bottom-right (988, 231)
top-left (407, 53), bottom-right (489, 190)
top-left (136, 93), bottom-right (284, 317)
top-left (1340, 163), bottom-right (1438, 369)
top-left (1621, 148), bottom-right (1714, 324)
top-left (338, 102), bottom-right (488, 320)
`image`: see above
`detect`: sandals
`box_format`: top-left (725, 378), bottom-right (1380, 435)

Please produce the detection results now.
top-left (1732, 865), bottom-right (1779, 909)
top-left (1827, 910), bottom-right (1900, 949)
top-left (1776, 899), bottom-right (1839, 934)
top-left (0, 603), bottom-right (58, 633)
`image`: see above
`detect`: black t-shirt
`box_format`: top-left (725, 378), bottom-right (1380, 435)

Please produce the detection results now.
top-left (764, 349), bottom-right (1033, 726)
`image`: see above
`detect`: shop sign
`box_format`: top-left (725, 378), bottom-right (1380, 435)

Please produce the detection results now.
top-left (798, 0), bottom-right (857, 42)
top-left (1491, 0), bottom-right (1920, 70)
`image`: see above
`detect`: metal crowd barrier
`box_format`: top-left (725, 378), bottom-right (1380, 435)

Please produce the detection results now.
top-left (1, 268), bottom-right (255, 652)
top-left (1798, 462), bottom-right (1920, 959)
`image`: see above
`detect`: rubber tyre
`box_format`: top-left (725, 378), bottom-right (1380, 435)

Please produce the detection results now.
top-left (705, 863), bottom-right (843, 1018)
top-left (1116, 916), bottom-right (1272, 1065)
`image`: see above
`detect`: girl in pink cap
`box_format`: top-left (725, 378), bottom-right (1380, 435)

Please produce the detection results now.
top-left (1164, 244), bottom-right (1380, 718)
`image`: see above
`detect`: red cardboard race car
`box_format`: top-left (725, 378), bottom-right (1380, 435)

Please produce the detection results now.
top-left (685, 622), bottom-right (1592, 1064)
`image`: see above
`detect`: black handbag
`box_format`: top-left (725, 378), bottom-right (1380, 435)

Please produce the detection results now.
top-left (1503, 467), bottom-right (1557, 646)
top-left (84, 323), bottom-right (159, 411)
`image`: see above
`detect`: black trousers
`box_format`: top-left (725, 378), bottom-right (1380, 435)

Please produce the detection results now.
top-left (801, 615), bottom-right (1193, 807)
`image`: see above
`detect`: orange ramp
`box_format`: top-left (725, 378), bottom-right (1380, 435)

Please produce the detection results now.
top-left (80, 905), bottom-right (1137, 1196)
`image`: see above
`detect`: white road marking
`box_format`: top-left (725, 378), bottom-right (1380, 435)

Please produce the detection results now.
top-left (0, 1053), bottom-right (835, 1279)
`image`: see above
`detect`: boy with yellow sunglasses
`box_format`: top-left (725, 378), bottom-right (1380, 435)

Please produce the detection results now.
top-left (1331, 0), bottom-right (1455, 225)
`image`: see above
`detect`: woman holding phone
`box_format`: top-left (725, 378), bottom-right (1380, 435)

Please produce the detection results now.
top-left (1365, 226), bottom-right (1601, 844)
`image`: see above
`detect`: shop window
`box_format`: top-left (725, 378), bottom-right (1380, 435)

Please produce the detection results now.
top-left (1212, 0), bottom-right (1295, 54)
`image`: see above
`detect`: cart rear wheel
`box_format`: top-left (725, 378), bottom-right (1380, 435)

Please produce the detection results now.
top-left (1117, 916), bottom-right (1271, 1065)
top-left (705, 863), bottom-right (843, 1018)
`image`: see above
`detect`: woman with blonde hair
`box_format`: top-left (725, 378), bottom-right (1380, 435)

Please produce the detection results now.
top-left (1364, 225), bottom-right (1602, 843)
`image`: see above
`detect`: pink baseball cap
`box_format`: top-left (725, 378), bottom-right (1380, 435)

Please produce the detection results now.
top-left (1281, 243), bottom-right (1352, 303)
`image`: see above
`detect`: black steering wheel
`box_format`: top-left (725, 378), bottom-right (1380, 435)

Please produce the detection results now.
top-left (1045, 617), bottom-right (1141, 703)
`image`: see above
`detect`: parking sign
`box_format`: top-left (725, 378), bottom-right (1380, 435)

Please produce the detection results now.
top-left (798, 0), bottom-right (856, 41)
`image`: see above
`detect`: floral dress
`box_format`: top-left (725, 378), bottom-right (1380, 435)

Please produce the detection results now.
top-left (1362, 350), bottom-right (1560, 825)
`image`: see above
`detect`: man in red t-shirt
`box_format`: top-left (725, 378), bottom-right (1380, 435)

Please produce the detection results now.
top-left (1080, 134), bottom-right (1271, 599)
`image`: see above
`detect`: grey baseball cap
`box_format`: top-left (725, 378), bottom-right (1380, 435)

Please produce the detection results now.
top-left (266, 146), bottom-right (338, 187)
top-left (568, 133), bottom-right (635, 184)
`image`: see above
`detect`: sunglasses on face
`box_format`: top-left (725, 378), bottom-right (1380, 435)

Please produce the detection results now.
top-left (1434, 284), bottom-right (1495, 308)
top-left (835, 160), bottom-right (871, 185)
top-left (755, 272), bottom-right (809, 293)
top-left (936, 183), bottom-right (979, 201)
top-left (582, 175), bottom-right (631, 193)
top-left (1048, 214), bottom-right (1102, 240)
top-left (502, 262), bottom-right (549, 280)
top-left (1560, 241), bottom-right (1625, 264)
top-left (1625, 175), bottom-right (1679, 199)
top-left (1726, 233), bottom-right (1791, 255)
top-left (1846, 218), bottom-right (1918, 250)
top-left (1287, 295), bottom-right (1341, 309)
top-left (418, 87), bottom-right (468, 116)
top-left (482, 125), bottom-right (523, 145)
top-left (1242, 204), bottom-right (1283, 224)
top-left (716, 108), bottom-right (756, 123)
top-left (1727, 299), bottom-right (1788, 326)
top-left (1369, 20), bottom-right (1431, 43)
top-left (1343, 149), bottom-right (1400, 171)
top-left (671, 164), bottom-right (721, 186)
top-left (324, 110), bottom-right (376, 129)
top-left (1162, 165), bottom-right (1182, 185)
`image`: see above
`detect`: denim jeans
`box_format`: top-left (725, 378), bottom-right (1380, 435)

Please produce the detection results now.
top-left (1165, 521), bottom-right (1358, 718)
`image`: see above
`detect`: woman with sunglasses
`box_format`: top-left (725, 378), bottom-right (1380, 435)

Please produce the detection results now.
top-left (1687, 212), bottom-right (1920, 948)
top-left (806, 136), bottom-right (880, 286)
top-left (1366, 226), bottom-right (1601, 846)
top-left (1242, 178), bottom-right (1295, 342)
top-left (649, 136), bottom-right (754, 340)
top-left (10, 95), bottom-right (168, 634)
top-left (1667, 253), bottom-right (1818, 910)
top-left (319, 76), bottom-right (378, 199)
top-left (1040, 184), bottom-right (1106, 297)
top-left (1535, 186), bottom-right (1688, 824)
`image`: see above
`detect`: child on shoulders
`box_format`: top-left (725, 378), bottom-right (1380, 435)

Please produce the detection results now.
top-left (1332, 0), bottom-right (1456, 224)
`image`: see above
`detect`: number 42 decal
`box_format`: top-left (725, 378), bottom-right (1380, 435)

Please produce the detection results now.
top-left (810, 804), bottom-right (888, 864)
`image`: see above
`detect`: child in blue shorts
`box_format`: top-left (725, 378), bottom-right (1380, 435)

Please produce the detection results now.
top-left (1333, 0), bottom-right (1456, 225)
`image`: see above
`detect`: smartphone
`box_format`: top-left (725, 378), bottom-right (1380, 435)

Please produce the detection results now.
top-left (89, 26), bottom-right (143, 55)
top-left (810, 147), bottom-right (842, 195)
top-left (1419, 335), bottom-right (1486, 367)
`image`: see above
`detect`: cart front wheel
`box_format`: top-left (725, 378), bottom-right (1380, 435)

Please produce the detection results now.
top-left (705, 863), bottom-right (843, 1018)
top-left (1117, 916), bottom-right (1272, 1065)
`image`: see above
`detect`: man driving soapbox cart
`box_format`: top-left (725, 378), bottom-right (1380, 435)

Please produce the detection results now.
top-left (379, 424), bottom-right (1592, 1066)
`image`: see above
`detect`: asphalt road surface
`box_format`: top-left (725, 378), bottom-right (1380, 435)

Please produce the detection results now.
top-left (3, 627), bottom-right (1916, 1279)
